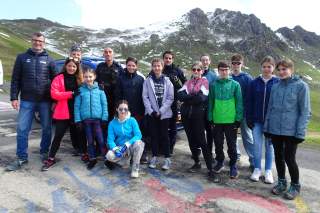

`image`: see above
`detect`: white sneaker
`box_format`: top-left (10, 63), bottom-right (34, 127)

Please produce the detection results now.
top-left (264, 170), bottom-right (274, 184)
top-left (250, 168), bottom-right (262, 182)
top-left (131, 164), bottom-right (139, 178)
top-left (162, 158), bottom-right (171, 170)
top-left (149, 157), bottom-right (157, 169)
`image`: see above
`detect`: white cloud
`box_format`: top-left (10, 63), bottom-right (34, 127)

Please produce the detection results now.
top-left (74, 0), bottom-right (320, 34)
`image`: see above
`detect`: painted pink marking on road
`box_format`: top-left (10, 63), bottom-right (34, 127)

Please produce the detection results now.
top-left (145, 178), bottom-right (211, 213)
top-left (195, 188), bottom-right (292, 213)
top-left (104, 207), bottom-right (134, 213)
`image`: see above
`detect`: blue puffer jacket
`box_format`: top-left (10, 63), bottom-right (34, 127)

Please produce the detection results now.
top-left (203, 68), bottom-right (218, 86)
top-left (264, 75), bottom-right (311, 139)
top-left (10, 48), bottom-right (55, 101)
top-left (232, 72), bottom-right (253, 114)
top-left (74, 82), bottom-right (108, 123)
top-left (115, 69), bottom-right (145, 116)
top-left (107, 115), bottom-right (142, 150)
top-left (246, 76), bottom-right (279, 124)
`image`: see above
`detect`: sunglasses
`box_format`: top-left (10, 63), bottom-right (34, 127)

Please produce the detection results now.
top-left (192, 68), bottom-right (202, 72)
top-left (231, 61), bottom-right (241, 65)
top-left (118, 107), bottom-right (128, 112)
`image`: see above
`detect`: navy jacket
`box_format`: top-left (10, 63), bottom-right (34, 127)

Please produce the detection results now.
top-left (115, 69), bottom-right (145, 116)
top-left (10, 48), bottom-right (55, 101)
top-left (264, 75), bottom-right (311, 139)
top-left (232, 72), bottom-right (253, 114)
top-left (246, 76), bottom-right (279, 124)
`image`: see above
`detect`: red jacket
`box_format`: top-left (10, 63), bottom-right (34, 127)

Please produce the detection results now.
top-left (51, 74), bottom-right (73, 120)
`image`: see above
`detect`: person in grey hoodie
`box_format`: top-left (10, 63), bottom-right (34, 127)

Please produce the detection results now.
top-left (264, 59), bottom-right (311, 200)
top-left (143, 58), bottom-right (174, 170)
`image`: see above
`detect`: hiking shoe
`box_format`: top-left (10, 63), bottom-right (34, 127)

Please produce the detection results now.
top-left (104, 160), bottom-right (115, 170)
top-left (40, 152), bottom-right (48, 162)
top-left (250, 168), bottom-right (262, 182)
top-left (87, 159), bottom-right (97, 170)
top-left (131, 164), bottom-right (140, 178)
top-left (213, 161), bottom-right (224, 173)
top-left (208, 170), bottom-right (220, 183)
top-left (284, 183), bottom-right (301, 200)
top-left (81, 153), bottom-right (89, 163)
top-left (6, 159), bottom-right (28, 171)
top-left (149, 156), bottom-right (157, 169)
top-left (162, 158), bottom-right (171, 170)
top-left (230, 165), bottom-right (239, 179)
top-left (271, 178), bottom-right (287, 195)
top-left (41, 158), bottom-right (56, 171)
top-left (188, 162), bottom-right (201, 173)
top-left (264, 170), bottom-right (274, 184)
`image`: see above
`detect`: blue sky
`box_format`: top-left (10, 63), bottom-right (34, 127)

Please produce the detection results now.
top-left (0, 0), bottom-right (319, 34)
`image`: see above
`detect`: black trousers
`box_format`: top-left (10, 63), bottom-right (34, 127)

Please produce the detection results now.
top-left (271, 135), bottom-right (299, 184)
top-left (49, 120), bottom-right (87, 158)
top-left (205, 119), bottom-right (214, 156)
top-left (169, 102), bottom-right (178, 153)
top-left (213, 124), bottom-right (237, 166)
top-left (150, 117), bottom-right (170, 158)
top-left (182, 116), bottom-right (212, 171)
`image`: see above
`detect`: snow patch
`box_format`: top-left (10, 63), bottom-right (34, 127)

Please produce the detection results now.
top-left (303, 60), bottom-right (316, 69)
top-left (0, 32), bottom-right (10, 39)
top-left (214, 33), bottom-right (242, 44)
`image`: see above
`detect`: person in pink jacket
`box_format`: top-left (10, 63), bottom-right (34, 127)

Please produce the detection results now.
top-left (42, 57), bottom-right (86, 171)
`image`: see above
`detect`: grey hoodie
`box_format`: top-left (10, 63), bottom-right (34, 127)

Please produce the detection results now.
top-left (264, 75), bottom-right (311, 139)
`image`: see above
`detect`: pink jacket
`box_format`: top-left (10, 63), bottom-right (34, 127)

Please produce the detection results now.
top-left (51, 74), bottom-right (73, 120)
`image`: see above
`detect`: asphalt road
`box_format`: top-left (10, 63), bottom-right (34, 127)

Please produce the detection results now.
top-left (0, 92), bottom-right (319, 212)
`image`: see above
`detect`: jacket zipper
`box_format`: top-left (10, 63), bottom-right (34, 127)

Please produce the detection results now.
top-left (262, 81), bottom-right (267, 121)
top-left (90, 89), bottom-right (92, 118)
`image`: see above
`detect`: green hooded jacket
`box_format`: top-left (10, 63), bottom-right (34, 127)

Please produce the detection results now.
top-left (208, 77), bottom-right (243, 124)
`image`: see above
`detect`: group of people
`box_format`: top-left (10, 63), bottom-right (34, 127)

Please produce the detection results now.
top-left (6, 32), bottom-right (311, 201)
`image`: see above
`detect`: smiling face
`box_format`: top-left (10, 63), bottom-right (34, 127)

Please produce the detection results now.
top-left (191, 65), bottom-right (203, 79)
top-left (200, 56), bottom-right (211, 70)
top-left (70, 51), bottom-right (82, 60)
top-left (117, 103), bottom-right (129, 120)
top-left (126, 61), bottom-right (137, 73)
top-left (261, 62), bottom-right (274, 78)
top-left (277, 65), bottom-right (293, 79)
top-left (152, 61), bottom-right (163, 77)
top-left (84, 71), bottom-right (96, 86)
top-left (31, 35), bottom-right (45, 52)
top-left (163, 53), bottom-right (173, 66)
top-left (66, 61), bottom-right (77, 75)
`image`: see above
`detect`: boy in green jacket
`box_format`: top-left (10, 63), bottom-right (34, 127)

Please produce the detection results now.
top-left (208, 61), bottom-right (243, 178)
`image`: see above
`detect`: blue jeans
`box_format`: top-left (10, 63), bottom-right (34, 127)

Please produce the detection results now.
top-left (252, 122), bottom-right (273, 170)
top-left (237, 118), bottom-right (254, 166)
top-left (16, 100), bottom-right (52, 160)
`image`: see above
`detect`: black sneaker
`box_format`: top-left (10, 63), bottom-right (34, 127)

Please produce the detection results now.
top-left (208, 171), bottom-right (220, 183)
top-left (213, 161), bottom-right (224, 173)
top-left (104, 160), bottom-right (115, 170)
top-left (41, 158), bottom-right (56, 171)
top-left (188, 162), bottom-right (201, 173)
top-left (87, 159), bottom-right (97, 170)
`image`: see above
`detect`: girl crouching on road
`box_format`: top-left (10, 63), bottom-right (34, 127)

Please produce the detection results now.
top-left (105, 100), bottom-right (145, 178)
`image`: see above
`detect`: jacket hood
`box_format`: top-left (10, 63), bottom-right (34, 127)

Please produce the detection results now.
top-left (232, 72), bottom-right (249, 78)
top-left (280, 75), bottom-right (301, 84)
top-left (82, 81), bottom-right (99, 89)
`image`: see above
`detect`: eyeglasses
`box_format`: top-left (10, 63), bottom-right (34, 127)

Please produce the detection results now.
top-left (118, 107), bottom-right (128, 112)
top-left (231, 61), bottom-right (241, 65)
top-left (67, 57), bottom-right (79, 62)
top-left (32, 39), bottom-right (44, 43)
top-left (192, 68), bottom-right (202, 72)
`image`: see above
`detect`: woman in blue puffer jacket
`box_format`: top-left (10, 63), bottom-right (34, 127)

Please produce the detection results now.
top-left (74, 69), bottom-right (108, 170)
top-left (264, 59), bottom-right (311, 200)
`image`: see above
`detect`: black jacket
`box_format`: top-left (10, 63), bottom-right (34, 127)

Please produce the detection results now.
top-left (163, 64), bottom-right (187, 93)
top-left (10, 48), bottom-right (55, 102)
top-left (115, 69), bottom-right (145, 116)
top-left (177, 90), bottom-right (208, 119)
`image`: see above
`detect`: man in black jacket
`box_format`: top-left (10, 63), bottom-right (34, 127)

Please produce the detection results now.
top-left (7, 32), bottom-right (55, 171)
top-left (162, 51), bottom-right (187, 154)
top-left (95, 47), bottom-right (124, 121)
